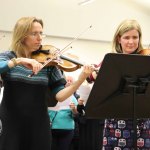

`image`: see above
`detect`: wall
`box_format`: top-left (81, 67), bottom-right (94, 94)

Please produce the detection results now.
top-left (0, 0), bottom-right (150, 44)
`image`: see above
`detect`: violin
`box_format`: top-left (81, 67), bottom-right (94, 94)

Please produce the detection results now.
top-left (30, 26), bottom-right (93, 73)
top-left (31, 45), bottom-right (85, 72)
top-left (27, 26), bottom-right (96, 77)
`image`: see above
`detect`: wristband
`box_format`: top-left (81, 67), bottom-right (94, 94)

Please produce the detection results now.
top-left (86, 73), bottom-right (95, 83)
top-left (11, 58), bottom-right (17, 66)
top-left (89, 73), bottom-right (95, 81)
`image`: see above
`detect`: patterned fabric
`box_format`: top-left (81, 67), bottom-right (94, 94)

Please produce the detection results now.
top-left (103, 119), bottom-right (150, 150)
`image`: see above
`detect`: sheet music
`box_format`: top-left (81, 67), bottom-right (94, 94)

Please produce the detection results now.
top-left (0, 87), bottom-right (4, 104)
top-left (77, 83), bottom-right (92, 104)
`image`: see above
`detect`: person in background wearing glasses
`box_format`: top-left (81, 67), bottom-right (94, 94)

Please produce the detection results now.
top-left (0, 16), bottom-right (94, 150)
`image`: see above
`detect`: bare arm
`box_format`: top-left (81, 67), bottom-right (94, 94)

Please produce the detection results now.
top-left (56, 65), bottom-right (94, 102)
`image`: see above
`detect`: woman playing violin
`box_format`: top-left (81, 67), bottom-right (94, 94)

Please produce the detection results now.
top-left (84, 19), bottom-right (150, 149)
top-left (0, 16), bottom-right (94, 150)
top-left (103, 19), bottom-right (150, 149)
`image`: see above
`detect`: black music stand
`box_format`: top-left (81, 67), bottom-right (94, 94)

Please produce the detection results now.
top-left (85, 53), bottom-right (150, 149)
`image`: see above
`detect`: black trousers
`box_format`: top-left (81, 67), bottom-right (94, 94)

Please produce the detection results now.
top-left (51, 129), bottom-right (74, 150)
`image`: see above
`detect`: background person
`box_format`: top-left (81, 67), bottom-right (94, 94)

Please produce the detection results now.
top-left (102, 19), bottom-right (150, 149)
top-left (82, 19), bottom-right (148, 149)
top-left (48, 75), bottom-right (79, 150)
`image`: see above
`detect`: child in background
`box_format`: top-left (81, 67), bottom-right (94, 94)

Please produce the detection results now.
top-left (48, 76), bottom-right (78, 150)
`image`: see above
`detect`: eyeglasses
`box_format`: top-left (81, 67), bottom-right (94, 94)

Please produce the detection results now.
top-left (27, 32), bottom-right (46, 38)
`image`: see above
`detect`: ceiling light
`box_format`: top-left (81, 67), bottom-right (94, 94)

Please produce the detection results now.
top-left (78, 0), bottom-right (95, 6)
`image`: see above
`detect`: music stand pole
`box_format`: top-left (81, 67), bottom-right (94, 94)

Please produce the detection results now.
top-left (133, 87), bottom-right (137, 149)
top-left (125, 77), bottom-right (138, 149)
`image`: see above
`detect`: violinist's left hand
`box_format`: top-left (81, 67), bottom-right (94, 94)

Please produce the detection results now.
top-left (78, 64), bottom-right (95, 81)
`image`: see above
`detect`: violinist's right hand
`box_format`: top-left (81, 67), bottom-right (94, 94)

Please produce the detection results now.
top-left (86, 70), bottom-right (99, 84)
top-left (92, 70), bottom-right (98, 80)
top-left (8, 58), bottom-right (43, 75)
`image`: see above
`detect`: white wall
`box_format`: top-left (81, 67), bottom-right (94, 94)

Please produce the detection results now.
top-left (0, 0), bottom-right (150, 44)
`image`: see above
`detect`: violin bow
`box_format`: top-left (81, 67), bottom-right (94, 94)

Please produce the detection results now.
top-left (28, 25), bottom-right (92, 77)
top-left (42, 25), bottom-right (92, 67)
top-left (59, 25), bottom-right (92, 54)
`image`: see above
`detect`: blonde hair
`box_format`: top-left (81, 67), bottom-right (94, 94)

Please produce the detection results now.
top-left (112, 19), bottom-right (143, 53)
top-left (11, 17), bottom-right (43, 57)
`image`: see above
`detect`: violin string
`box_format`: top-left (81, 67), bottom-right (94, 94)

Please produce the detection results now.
top-left (42, 46), bottom-right (70, 68)
top-left (42, 58), bottom-right (53, 68)
top-left (42, 46), bottom-right (73, 68)
top-left (41, 50), bottom-right (61, 68)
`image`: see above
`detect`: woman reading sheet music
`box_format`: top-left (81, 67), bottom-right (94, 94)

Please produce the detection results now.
top-left (87, 19), bottom-right (150, 149)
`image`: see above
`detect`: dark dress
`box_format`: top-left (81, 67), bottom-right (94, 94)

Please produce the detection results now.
top-left (0, 51), bottom-right (66, 150)
top-left (77, 105), bottom-right (104, 150)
